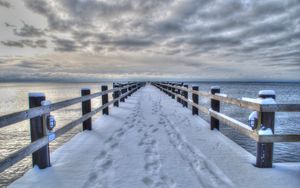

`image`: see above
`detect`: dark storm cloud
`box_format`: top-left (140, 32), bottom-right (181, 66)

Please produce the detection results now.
top-left (35, 40), bottom-right (47, 48)
top-left (52, 38), bottom-right (79, 52)
top-left (1, 40), bottom-right (47, 48)
top-left (13, 21), bottom-right (45, 37)
top-left (1, 41), bottom-right (24, 48)
top-left (4, 22), bottom-right (16, 28)
top-left (0, 0), bottom-right (11, 8)
top-left (188, 36), bottom-right (241, 47)
top-left (15, 61), bottom-right (51, 69)
top-left (155, 20), bottom-right (183, 34)
top-left (112, 38), bottom-right (154, 47)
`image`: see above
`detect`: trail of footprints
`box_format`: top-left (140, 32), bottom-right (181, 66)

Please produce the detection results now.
top-left (139, 124), bottom-right (175, 188)
top-left (138, 98), bottom-right (175, 188)
top-left (84, 89), bottom-right (231, 188)
top-left (158, 109), bottom-right (232, 188)
top-left (83, 105), bottom-right (140, 188)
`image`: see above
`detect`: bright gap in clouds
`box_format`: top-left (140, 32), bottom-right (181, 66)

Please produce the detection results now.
top-left (0, 0), bottom-right (299, 82)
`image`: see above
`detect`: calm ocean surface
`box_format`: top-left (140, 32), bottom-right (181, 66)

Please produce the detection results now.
top-left (0, 82), bottom-right (300, 187)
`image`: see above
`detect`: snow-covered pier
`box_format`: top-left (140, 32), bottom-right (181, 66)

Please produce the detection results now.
top-left (8, 85), bottom-right (300, 188)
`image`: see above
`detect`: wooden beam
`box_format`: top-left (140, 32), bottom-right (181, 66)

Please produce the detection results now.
top-left (209, 109), bottom-right (259, 141)
top-left (258, 134), bottom-right (300, 143)
top-left (260, 104), bottom-right (300, 112)
top-left (0, 84), bottom-right (135, 128)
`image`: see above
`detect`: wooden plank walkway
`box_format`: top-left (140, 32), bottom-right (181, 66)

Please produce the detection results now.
top-left (9, 85), bottom-right (300, 188)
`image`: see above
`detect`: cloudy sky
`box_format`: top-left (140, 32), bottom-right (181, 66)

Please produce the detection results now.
top-left (0, 0), bottom-right (299, 82)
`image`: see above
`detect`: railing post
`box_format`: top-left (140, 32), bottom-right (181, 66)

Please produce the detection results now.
top-left (171, 84), bottom-right (175, 99)
top-left (168, 84), bottom-right (172, 97)
top-left (210, 86), bottom-right (220, 130)
top-left (256, 90), bottom-right (276, 168)
top-left (81, 88), bottom-right (92, 130)
top-left (132, 84), bottom-right (136, 94)
top-left (177, 84), bottom-right (181, 103)
top-left (113, 83), bottom-right (119, 107)
top-left (165, 84), bottom-right (168, 95)
top-left (183, 84), bottom-right (188, 107)
top-left (29, 93), bottom-right (50, 169)
top-left (125, 83), bottom-right (128, 99)
top-left (128, 84), bottom-right (132, 96)
top-left (192, 86), bottom-right (199, 115)
top-left (120, 84), bottom-right (125, 102)
top-left (101, 85), bottom-right (109, 115)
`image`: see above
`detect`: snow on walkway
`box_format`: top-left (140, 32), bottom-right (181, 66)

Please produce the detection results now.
top-left (9, 85), bottom-right (300, 188)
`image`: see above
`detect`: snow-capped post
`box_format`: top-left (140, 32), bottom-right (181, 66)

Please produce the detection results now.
top-left (120, 84), bottom-right (125, 102)
top-left (168, 84), bottom-right (172, 97)
top-left (166, 84), bottom-right (169, 96)
top-left (164, 83), bottom-right (168, 95)
top-left (125, 83), bottom-right (129, 99)
top-left (183, 84), bottom-right (188, 107)
top-left (210, 86), bottom-right (220, 130)
top-left (128, 84), bottom-right (132, 96)
top-left (256, 90), bottom-right (276, 168)
top-left (101, 85), bottom-right (109, 115)
top-left (131, 83), bottom-right (135, 95)
top-left (113, 83), bottom-right (119, 107)
top-left (177, 83), bottom-right (182, 103)
top-left (81, 88), bottom-right (92, 130)
top-left (132, 83), bottom-right (135, 94)
top-left (171, 84), bottom-right (175, 99)
top-left (192, 86), bottom-right (199, 115)
top-left (29, 92), bottom-right (50, 169)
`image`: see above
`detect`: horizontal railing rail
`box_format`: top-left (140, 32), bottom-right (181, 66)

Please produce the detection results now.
top-left (159, 83), bottom-right (300, 112)
top-left (0, 84), bottom-right (134, 129)
top-left (153, 82), bottom-right (300, 168)
top-left (0, 82), bottom-right (145, 173)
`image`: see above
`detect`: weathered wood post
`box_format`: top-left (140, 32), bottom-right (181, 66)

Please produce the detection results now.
top-left (256, 90), bottom-right (276, 168)
top-left (171, 84), bottom-right (175, 99)
top-left (125, 83), bottom-right (129, 99)
top-left (168, 84), bottom-right (172, 97)
top-left (183, 84), bottom-right (188, 107)
top-left (120, 84), bottom-right (125, 102)
top-left (192, 86), bottom-right (199, 115)
top-left (113, 83), bottom-right (119, 107)
top-left (166, 84), bottom-right (169, 96)
top-left (128, 84), bottom-right (132, 96)
top-left (176, 83), bottom-right (182, 103)
top-left (29, 93), bottom-right (50, 169)
top-left (162, 83), bottom-right (166, 94)
top-left (81, 88), bottom-right (92, 130)
top-left (210, 86), bottom-right (220, 130)
top-left (101, 85), bottom-right (109, 115)
top-left (132, 84), bottom-right (136, 95)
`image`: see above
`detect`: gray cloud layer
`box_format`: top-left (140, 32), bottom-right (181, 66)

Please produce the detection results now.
top-left (1, 0), bottom-right (300, 81)
top-left (13, 21), bottom-right (45, 37)
top-left (20, 0), bottom-right (300, 65)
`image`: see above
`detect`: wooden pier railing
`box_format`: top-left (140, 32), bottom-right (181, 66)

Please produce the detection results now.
top-left (153, 82), bottom-right (300, 168)
top-left (0, 82), bottom-right (145, 173)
